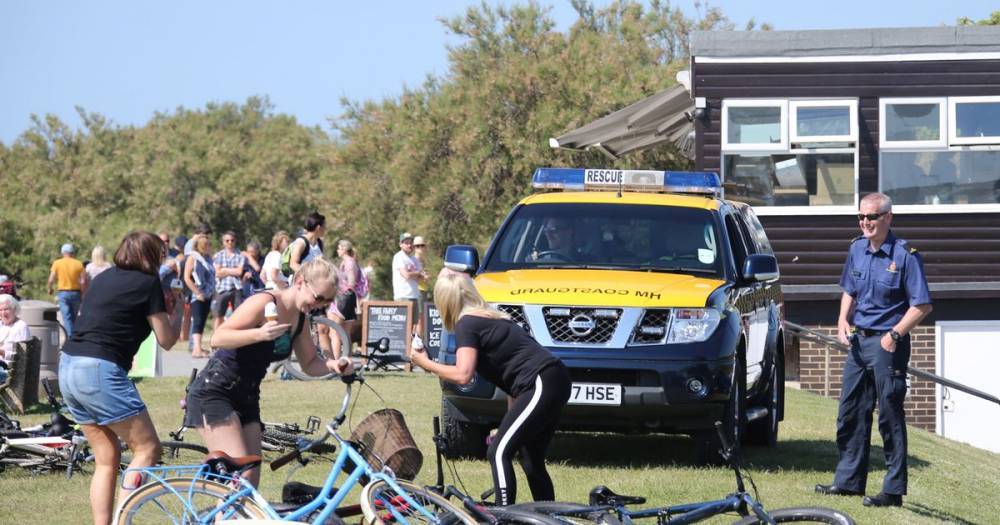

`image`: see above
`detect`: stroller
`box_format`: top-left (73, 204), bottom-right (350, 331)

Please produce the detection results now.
top-left (0, 275), bottom-right (19, 299)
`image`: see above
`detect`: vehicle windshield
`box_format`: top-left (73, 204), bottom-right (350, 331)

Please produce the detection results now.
top-left (483, 202), bottom-right (724, 276)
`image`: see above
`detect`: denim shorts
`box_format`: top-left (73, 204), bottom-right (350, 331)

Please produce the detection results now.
top-left (183, 358), bottom-right (262, 428)
top-left (58, 353), bottom-right (146, 426)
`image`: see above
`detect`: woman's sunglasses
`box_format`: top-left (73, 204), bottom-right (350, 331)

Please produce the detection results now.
top-left (304, 281), bottom-right (332, 304)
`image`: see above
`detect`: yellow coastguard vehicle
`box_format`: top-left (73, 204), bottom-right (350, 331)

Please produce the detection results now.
top-left (440, 168), bottom-right (785, 462)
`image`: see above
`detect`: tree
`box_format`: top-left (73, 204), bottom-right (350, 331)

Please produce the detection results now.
top-left (958, 10), bottom-right (1000, 25)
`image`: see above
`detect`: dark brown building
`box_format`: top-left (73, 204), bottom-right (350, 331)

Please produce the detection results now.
top-left (689, 26), bottom-right (1000, 449)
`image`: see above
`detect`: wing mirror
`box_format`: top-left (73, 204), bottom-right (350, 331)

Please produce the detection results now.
top-left (742, 254), bottom-right (779, 282)
top-left (444, 245), bottom-right (480, 276)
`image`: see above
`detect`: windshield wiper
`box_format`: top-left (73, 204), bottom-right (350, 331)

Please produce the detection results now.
top-left (530, 264), bottom-right (636, 271)
top-left (645, 266), bottom-right (719, 276)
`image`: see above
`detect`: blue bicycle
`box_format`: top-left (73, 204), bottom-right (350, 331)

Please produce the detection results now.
top-left (113, 334), bottom-right (479, 525)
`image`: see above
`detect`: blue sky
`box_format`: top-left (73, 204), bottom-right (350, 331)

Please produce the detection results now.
top-left (1, 1), bottom-right (996, 145)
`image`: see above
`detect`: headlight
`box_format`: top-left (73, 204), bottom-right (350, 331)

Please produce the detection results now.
top-left (667, 308), bottom-right (721, 343)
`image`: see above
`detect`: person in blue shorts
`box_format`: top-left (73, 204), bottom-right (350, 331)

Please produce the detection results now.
top-left (59, 231), bottom-right (180, 525)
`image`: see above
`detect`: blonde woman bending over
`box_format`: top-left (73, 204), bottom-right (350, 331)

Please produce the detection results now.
top-left (408, 270), bottom-right (570, 506)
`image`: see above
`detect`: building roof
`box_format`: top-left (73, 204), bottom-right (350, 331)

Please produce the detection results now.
top-left (691, 25), bottom-right (1000, 60)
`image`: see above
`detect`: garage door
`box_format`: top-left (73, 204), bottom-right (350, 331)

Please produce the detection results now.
top-left (936, 321), bottom-right (1000, 453)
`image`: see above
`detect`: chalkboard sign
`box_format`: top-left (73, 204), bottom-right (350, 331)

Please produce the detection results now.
top-left (361, 301), bottom-right (413, 357)
top-left (422, 304), bottom-right (443, 360)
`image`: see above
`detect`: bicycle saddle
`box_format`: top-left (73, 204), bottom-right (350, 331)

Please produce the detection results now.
top-left (589, 485), bottom-right (646, 506)
top-left (204, 450), bottom-right (262, 476)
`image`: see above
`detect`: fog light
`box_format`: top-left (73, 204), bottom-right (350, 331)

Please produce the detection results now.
top-left (687, 377), bottom-right (706, 395)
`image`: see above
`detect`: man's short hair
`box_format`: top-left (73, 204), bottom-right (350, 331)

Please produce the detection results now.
top-left (861, 193), bottom-right (893, 214)
top-left (305, 212), bottom-right (326, 232)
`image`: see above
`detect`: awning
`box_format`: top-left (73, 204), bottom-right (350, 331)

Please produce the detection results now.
top-left (549, 84), bottom-right (695, 160)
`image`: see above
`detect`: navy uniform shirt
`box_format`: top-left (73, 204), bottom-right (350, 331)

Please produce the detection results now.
top-left (839, 232), bottom-right (931, 331)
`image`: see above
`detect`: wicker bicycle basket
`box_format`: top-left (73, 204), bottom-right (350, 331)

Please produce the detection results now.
top-left (349, 408), bottom-right (422, 480)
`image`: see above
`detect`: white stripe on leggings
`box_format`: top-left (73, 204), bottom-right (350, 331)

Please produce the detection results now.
top-left (494, 375), bottom-right (544, 504)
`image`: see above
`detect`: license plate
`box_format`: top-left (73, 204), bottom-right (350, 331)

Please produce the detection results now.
top-left (568, 383), bottom-right (622, 406)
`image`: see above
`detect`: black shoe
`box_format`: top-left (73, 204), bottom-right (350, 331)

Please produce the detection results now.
top-left (863, 493), bottom-right (902, 507)
top-left (814, 484), bottom-right (863, 496)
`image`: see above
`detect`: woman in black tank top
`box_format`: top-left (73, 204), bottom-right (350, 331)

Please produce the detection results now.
top-left (409, 270), bottom-right (570, 505)
top-left (183, 258), bottom-right (352, 487)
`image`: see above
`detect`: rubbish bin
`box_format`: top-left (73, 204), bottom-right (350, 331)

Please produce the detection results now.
top-left (18, 300), bottom-right (61, 397)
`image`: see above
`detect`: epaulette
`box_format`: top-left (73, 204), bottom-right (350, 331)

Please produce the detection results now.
top-left (851, 235), bottom-right (865, 244)
top-left (894, 238), bottom-right (917, 254)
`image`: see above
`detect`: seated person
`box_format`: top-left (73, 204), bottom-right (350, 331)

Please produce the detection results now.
top-left (533, 218), bottom-right (578, 262)
top-left (0, 294), bottom-right (32, 384)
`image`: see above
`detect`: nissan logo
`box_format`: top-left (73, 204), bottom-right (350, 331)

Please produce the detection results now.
top-left (568, 314), bottom-right (596, 336)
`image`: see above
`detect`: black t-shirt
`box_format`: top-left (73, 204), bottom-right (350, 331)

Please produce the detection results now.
top-left (454, 315), bottom-right (560, 397)
top-left (62, 267), bottom-right (167, 371)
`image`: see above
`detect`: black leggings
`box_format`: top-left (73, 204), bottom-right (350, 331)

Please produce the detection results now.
top-left (488, 364), bottom-right (571, 505)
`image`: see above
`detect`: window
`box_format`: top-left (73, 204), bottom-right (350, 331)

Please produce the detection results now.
top-left (721, 98), bottom-right (857, 212)
top-left (881, 150), bottom-right (1000, 205)
top-left (880, 98), bottom-right (947, 148)
top-left (722, 100), bottom-right (788, 151)
top-left (724, 152), bottom-right (855, 207)
top-left (790, 100), bottom-right (858, 144)
top-left (949, 96), bottom-right (1000, 145)
top-left (879, 96), bottom-right (1000, 207)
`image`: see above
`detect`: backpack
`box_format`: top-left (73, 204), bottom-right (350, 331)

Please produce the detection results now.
top-left (280, 236), bottom-right (323, 278)
top-left (354, 268), bottom-right (369, 299)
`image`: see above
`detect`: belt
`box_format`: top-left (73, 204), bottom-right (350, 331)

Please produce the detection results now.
top-left (57, 289), bottom-right (81, 293)
top-left (856, 328), bottom-right (887, 337)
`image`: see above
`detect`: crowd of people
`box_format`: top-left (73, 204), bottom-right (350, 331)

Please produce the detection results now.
top-left (6, 212), bottom-right (575, 523)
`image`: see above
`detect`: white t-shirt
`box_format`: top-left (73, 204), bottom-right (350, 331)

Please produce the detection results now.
top-left (392, 250), bottom-right (421, 300)
top-left (0, 319), bottom-right (32, 362)
top-left (261, 250), bottom-right (287, 289)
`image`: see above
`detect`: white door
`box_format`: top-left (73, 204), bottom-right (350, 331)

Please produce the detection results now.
top-left (936, 321), bottom-right (1000, 453)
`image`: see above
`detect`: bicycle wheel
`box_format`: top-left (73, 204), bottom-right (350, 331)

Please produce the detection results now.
top-left (506, 502), bottom-right (621, 525)
top-left (159, 441), bottom-right (209, 465)
top-left (488, 507), bottom-right (582, 525)
top-left (731, 506), bottom-right (856, 525)
top-left (115, 477), bottom-right (269, 525)
top-left (262, 427), bottom-right (338, 455)
top-left (281, 318), bottom-right (350, 381)
top-left (360, 479), bottom-right (477, 525)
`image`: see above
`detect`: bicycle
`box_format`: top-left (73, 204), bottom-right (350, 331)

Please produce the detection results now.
top-left (113, 320), bottom-right (478, 525)
top-left (0, 378), bottom-right (92, 478)
top-left (502, 422), bottom-right (854, 525)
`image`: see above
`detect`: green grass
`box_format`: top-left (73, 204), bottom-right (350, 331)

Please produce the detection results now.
top-left (2, 375), bottom-right (998, 524)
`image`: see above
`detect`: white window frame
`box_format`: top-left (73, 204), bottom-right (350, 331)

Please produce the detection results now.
top-left (879, 97), bottom-right (948, 149)
top-left (948, 96), bottom-right (1000, 146)
top-left (722, 99), bottom-right (788, 152)
top-left (789, 99), bottom-right (858, 144)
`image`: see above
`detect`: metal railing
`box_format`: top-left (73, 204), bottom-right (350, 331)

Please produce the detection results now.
top-left (784, 321), bottom-right (1000, 407)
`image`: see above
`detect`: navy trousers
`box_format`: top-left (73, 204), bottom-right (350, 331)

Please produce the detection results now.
top-left (833, 332), bottom-right (910, 495)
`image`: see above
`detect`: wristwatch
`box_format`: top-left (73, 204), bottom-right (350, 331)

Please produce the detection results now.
top-left (889, 330), bottom-right (902, 342)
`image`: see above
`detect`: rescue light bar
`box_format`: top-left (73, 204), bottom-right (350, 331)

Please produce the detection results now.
top-left (532, 168), bottom-right (721, 196)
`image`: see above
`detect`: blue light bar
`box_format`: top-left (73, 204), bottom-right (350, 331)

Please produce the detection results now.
top-left (531, 168), bottom-right (721, 196)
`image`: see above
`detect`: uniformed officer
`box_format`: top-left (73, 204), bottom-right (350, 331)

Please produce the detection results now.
top-left (815, 192), bottom-right (932, 507)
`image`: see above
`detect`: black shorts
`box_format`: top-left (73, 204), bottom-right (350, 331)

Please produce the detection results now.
top-left (183, 359), bottom-right (262, 427)
top-left (211, 288), bottom-right (243, 316)
top-left (335, 290), bottom-right (357, 321)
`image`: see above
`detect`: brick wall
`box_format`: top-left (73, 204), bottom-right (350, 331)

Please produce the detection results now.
top-left (792, 324), bottom-right (937, 432)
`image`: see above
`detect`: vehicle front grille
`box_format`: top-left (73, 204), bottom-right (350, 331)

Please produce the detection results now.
top-left (543, 307), bottom-right (621, 344)
top-left (631, 309), bottom-right (670, 345)
top-left (496, 304), bottom-right (531, 335)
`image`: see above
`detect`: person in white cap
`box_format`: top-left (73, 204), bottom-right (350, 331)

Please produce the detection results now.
top-left (392, 232), bottom-right (426, 304)
top-left (47, 242), bottom-right (87, 336)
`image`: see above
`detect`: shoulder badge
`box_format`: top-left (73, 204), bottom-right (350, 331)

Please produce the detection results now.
top-left (909, 247), bottom-right (918, 254)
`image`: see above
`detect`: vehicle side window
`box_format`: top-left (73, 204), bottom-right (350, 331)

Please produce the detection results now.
top-left (725, 214), bottom-right (750, 274)
top-left (736, 215), bottom-right (758, 256)
top-left (740, 206), bottom-right (773, 254)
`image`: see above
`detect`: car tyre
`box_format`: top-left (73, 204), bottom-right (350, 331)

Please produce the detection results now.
top-left (441, 398), bottom-right (489, 459)
top-left (745, 349), bottom-right (783, 447)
